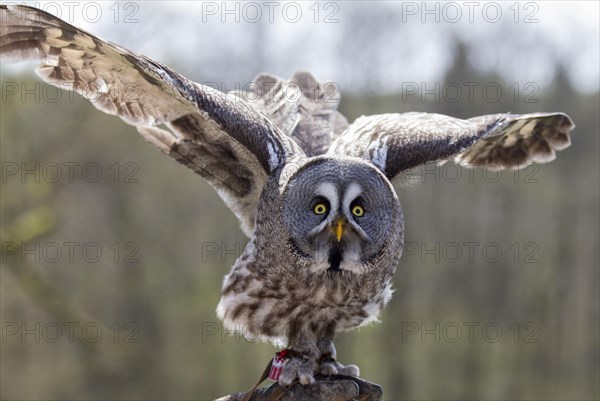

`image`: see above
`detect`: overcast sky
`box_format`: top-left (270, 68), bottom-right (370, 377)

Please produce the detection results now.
top-left (2, 1), bottom-right (599, 94)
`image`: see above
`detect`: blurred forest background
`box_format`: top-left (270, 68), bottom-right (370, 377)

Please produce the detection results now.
top-left (1, 1), bottom-right (598, 400)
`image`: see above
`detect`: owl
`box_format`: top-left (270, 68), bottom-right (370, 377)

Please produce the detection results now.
top-left (1, 5), bottom-right (574, 389)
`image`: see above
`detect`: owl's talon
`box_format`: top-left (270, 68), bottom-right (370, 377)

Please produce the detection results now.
top-left (318, 361), bottom-right (339, 376)
top-left (278, 355), bottom-right (317, 387)
top-left (316, 339), bottom-right (360, 378)
top-left (337, 363), bottom-right (360, 377)
top-left (323, 360), bottom-right (360, 377)
top-left (298, 371), bottom-right (316, 385)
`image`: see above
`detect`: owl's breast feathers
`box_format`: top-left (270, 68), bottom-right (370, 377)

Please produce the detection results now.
top-left (216, 242), bottom-right (395, 347)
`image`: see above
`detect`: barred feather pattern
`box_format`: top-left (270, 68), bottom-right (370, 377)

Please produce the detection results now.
top-left (231, 72), bottom-right (349, 157)
top-left (216, 169), bottom-right (401, 347)
top-left (329, 112), bottom-right (574, 181)
top-left (2, 4), bottom-right (576, 387)
top-left (0, 4), bottom-right (302, 236)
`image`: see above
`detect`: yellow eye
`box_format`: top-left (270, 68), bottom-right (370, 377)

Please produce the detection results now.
top-left (352, 205), bottom-right (364, 217)
top-left (313, 203), bottom-right (328, 215)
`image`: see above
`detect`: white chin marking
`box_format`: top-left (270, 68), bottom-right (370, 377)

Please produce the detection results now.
top-left (340, 246), bottom-right (367, 274)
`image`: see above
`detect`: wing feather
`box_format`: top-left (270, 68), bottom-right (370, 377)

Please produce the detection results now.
top-left (456, 113), bottom-right (573, 169)
top-left (231, 72), bottom-right (348, 157)
top-left (328, 112), bottom-right (574, 181)
top-left (1, 5), bottom-right (302, 235)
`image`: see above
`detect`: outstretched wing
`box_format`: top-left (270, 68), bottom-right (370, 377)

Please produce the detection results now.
top-left (0, 5), bottom-right (303, 236)
top-left (327, 112), bottom-right (574, 182)
top-left (231, 72), bottom-right (349, 157)
top-left (453, 113), bottom-right (573, 168)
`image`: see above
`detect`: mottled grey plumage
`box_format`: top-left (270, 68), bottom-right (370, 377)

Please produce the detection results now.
top-left (216, 157), bottom-right (402, 383)
top-left (230, 72), bottom-right (349, 157)
top-left (1, 4), bottom-right (575, 387)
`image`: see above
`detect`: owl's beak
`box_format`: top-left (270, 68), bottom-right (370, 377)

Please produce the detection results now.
top-left (333, 217), bottom-right (346, 242)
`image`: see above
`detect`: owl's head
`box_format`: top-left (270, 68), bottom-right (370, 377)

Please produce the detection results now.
top-left (281, 157), bottom-right (403, 275)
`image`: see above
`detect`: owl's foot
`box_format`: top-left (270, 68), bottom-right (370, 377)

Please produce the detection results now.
top-left (318, 358), bottom-right (360, 377)
top-left (278, 353), bottom-right (317, 386)
top-left (316, 338), bottom-right (360, 377)
top-left (278, 339), bottom-right (360, 386)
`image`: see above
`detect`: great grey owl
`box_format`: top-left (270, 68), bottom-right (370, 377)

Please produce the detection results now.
top-left (1, 5), bottom-right (574, 388)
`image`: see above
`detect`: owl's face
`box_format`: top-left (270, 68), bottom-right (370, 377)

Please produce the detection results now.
top-left (282, 157), bottom-right (402, 274)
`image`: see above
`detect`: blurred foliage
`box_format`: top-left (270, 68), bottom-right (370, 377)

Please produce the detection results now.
top-left (1, 36), bottom-right (599, 401)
